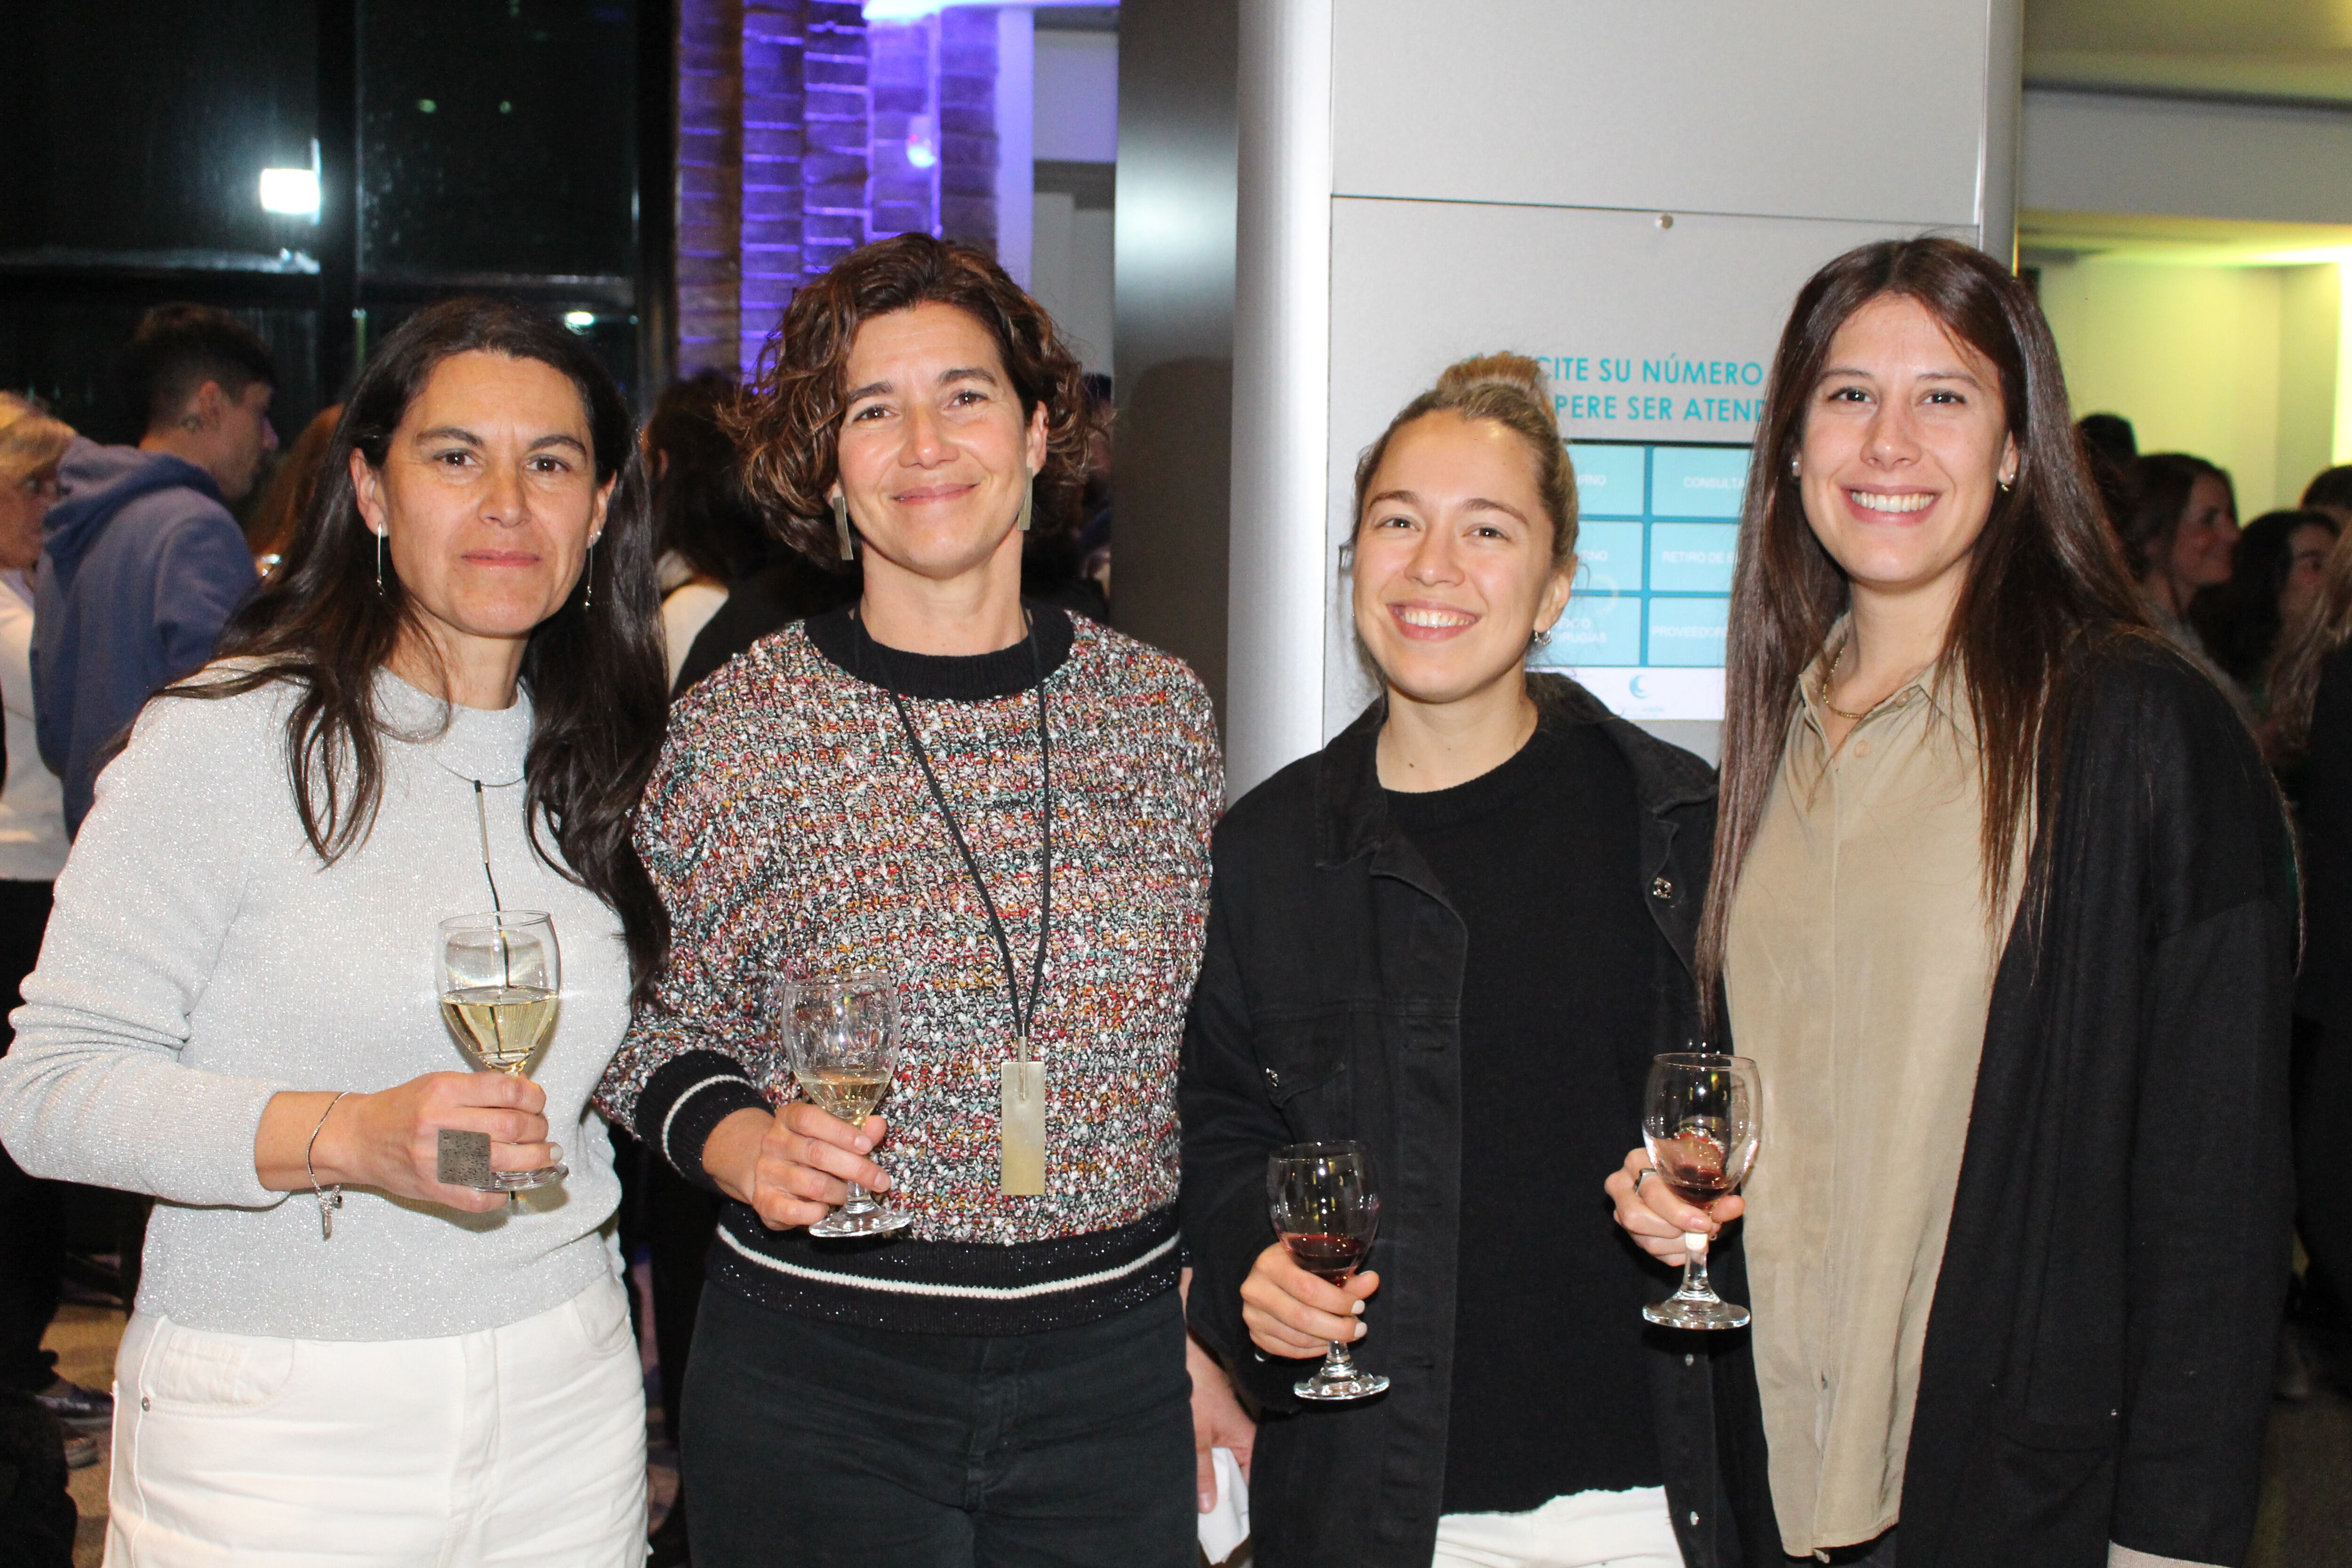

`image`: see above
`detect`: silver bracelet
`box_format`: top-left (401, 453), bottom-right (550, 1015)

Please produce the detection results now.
top-left (307, 1092), bottom-right (354, 1241)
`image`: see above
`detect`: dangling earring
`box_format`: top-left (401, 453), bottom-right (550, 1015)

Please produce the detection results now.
top-left (584, 538), bottom-right (596, 608)
top-left (1014, 472), bottom-right (1034, 533)
top-left (832, 493), bottom-right (856, 562)
top-left (374, 527), bottom-right (384, 595)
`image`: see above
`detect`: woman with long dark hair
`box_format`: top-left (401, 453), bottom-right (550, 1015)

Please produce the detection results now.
top-left (0, 297), bottom-right (669, 1564)
top-left (2124, 451), bottom-right (2242, 702)
top-left (595, 234), bottom-right (1226, 1567)
top-left (1610, 238), bottom-right (2293, 1566)
top-left (2193, 507), bottom-right (2338, 711)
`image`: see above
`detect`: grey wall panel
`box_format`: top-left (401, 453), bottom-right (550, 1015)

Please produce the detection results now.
top-left (1330, 0), bottom-right (1990, 226)
top-left (2022, 88), bottom-right (2352, 226)
top-left (1320, 197), bottom-right (1930, 736)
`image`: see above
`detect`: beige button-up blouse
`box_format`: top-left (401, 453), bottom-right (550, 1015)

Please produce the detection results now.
top-left (1725, 654), bottom-right (2022, 1558)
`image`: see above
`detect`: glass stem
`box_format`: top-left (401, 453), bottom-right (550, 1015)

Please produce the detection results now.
top-left (1679, 1230), bottom-right (1714, 1300)
top-left (840, 1178), bottom-right (874, 1213)
top-left (1323, 1338), bottom-right (1360, 1376)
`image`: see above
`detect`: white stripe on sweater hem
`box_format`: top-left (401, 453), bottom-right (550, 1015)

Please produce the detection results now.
top-left (716, 1223), bottom-right (1179, 1300)
top-left (660, 1074), bottom-right (749, 1167)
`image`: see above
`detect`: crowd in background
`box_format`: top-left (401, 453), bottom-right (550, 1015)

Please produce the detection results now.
top-left (0, 235), bottom-right (2344, 1568)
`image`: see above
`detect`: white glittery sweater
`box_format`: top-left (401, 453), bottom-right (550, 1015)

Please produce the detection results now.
top-left (0, 670), bottom-right (631, 1340)
top-left (596, 605), bottom-right (1221, 1334)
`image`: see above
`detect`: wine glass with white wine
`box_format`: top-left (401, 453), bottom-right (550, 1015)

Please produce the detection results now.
top-left (775, 969), bottom-right (910, 1239)
top-left (437, 911), bottom-right (567, 1192)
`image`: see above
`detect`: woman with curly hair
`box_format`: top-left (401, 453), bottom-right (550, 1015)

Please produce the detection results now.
top-left (594, 233), bottom-right (1228, 1567)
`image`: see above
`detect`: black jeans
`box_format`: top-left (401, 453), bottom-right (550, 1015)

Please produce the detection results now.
top-left (683, 1283), bottom-right (1195, 1568)
top-left (0, 880), bottom-right (60, 1393)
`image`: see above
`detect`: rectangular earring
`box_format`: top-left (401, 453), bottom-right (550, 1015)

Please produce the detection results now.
top-left (833, 494), bottom-right (856, 562)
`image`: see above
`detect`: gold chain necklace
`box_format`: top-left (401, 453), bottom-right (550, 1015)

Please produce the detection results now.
top-left (1816, 641), bottom-right (1931, 723)
top-left (1814, 643), bottom-right (1870, 721)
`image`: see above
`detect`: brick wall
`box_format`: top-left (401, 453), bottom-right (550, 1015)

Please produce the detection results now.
top-left (675, 0), bottom-right (742, 377)
top-left (739, 3), bottom-right (809, 373)
top-left (936, 8), bottom-right (997, 254)
top-left (673, 0), bottom-right (1000, 379)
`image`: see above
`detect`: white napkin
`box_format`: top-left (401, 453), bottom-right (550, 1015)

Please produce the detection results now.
top-left (1197, 1446), bottom-right (1251, 1565)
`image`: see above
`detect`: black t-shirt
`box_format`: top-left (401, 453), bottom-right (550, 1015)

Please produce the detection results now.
top-left (1383, 720), bottom-right (1668, 1515)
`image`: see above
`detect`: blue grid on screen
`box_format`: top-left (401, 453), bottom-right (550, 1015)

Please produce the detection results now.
top-left (1536, 440), bottom-right (1751, 670)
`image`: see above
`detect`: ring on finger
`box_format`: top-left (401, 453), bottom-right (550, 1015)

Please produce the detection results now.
top-left (1632, 1166), bottom-right (1658, 1197)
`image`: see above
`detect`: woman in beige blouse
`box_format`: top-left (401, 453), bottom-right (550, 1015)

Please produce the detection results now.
top-left (1610, 237), bottom-right (2295, 1568)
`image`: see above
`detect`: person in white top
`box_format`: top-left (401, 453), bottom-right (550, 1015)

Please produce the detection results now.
top-left (0, 300), bottom-right (673, 1567)
top-left (0, 392), bottom-right (95, 1525)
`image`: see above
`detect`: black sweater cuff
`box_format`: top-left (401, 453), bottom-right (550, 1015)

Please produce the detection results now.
top-left (633, 1051), bottom-right (772, 1191)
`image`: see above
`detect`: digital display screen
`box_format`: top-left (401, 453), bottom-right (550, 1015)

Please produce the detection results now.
top-left (1533, 440), bottom-right (1751, 722)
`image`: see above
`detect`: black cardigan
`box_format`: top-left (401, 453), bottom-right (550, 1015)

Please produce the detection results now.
top-left (1884, 632), bottom-right (2295, 1566)
top-left (1180, 675), bottom-right (1777, 1568)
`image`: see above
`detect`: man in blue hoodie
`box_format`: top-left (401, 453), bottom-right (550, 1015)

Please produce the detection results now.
top-left (37, 304), bottom-right (274, 836)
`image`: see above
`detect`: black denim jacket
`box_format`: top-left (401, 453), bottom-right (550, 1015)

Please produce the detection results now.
top-left (1180, 674), bottom-right (1775, 1568)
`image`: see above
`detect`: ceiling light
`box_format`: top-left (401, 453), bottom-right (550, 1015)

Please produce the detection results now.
top-left (259, 167), bottom-right (320, 219)
top-left (564, 311), bottom-right (597, 332)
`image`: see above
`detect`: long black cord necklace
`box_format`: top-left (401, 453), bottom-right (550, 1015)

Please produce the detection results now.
top-left (867, 613), bottom-right (1053, 1194)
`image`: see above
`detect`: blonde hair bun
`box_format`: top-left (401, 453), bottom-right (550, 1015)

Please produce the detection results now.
top-left (1432, 352), bottom-right (1553, 413)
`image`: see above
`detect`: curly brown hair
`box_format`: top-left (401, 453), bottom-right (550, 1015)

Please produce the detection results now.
top-left (730, 233), bottom-right (1100, 570)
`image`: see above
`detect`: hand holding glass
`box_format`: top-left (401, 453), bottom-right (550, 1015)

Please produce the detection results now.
top-left (1268, 1140), bottom-right (1390, 1401)
top-left (1640, 1052), bottom-right (1761, 1329)
top-left (437, 911), bottom-right (567, 1192)
top-left (776, 971), bottom-right (911, 1239)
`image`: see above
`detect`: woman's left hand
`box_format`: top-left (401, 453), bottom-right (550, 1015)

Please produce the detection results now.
top-left (1188, 1330), bottom-right (1255, 1513)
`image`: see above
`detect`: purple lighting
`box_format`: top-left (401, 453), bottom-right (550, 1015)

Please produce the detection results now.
top-left (673, 0), bottom-right (998, 379)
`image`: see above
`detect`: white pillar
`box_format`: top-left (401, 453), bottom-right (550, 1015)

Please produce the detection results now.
top-left (1224, 0), bottom-right (1332, 799)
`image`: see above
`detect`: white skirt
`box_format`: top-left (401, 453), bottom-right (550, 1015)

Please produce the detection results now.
top-left (104, 1274), bottom-right (646, 1567)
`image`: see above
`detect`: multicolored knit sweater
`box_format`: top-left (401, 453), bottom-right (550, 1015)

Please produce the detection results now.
top-left (596, 604), bottom-right (1222, 1334)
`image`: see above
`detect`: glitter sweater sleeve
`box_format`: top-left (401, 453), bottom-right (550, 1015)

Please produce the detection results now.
top-left (595, 613), bottom-right (1224, 1334)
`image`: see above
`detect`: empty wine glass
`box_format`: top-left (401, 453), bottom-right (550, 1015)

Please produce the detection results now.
top-left (437, 911), bottom-right (566, 1192)
top-left (1267, 1139), bottom-right (1390, 1401)
top-left (1640, 1052), bottom-right (1762, 1330)
top-left (775, 970), bottom-right (911, 1239)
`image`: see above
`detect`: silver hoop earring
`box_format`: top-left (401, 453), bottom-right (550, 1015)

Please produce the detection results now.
top-left (1999, 477), bottom-right (2014, 493)
top-left (832, 494), bottom-right (856, 562)
top-left (1530, 625), bottom-right (1553, 649)
top-left (374, 528), bottom-right (384, 595)
top-left (1014, 473), bottom-right (1034, 533)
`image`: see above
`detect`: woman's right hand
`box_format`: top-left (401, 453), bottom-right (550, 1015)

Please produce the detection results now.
top-left (1605, 1144), bottom-right (1743, 1266)
top-left (258, 1075), bottom-right (557, 1214)
top-left (1240, 1242), bottom-right (1379, 1360)
top-left (701, 1103), bottom-right (892, 1231)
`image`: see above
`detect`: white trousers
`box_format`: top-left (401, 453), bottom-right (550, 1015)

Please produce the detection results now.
top-left (1434, 1486), bottom-right (1687, 1568)
top-left (106, 1274), bottom-right (646, 1567)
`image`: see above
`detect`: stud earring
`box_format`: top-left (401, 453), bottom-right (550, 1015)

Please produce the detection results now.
top-left (1999, 475), bottom-right (2015, 493)
top-left (832, 494), bottom-right (856, 562)
top-left (1789, 456), bottom-right (1802, 479)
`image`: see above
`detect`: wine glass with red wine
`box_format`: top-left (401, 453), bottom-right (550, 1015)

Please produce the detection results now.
top-left (1640, 1052), bottom-right (1763, 1330)
top-left (1267, 1139), bottom-right (1390, 1401)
